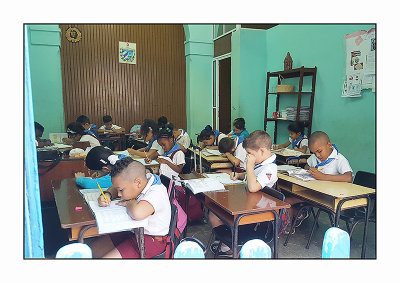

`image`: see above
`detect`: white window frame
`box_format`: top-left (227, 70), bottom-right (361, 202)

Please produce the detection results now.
top-left (213, 24), bottom-right (241, 41)
top-left (212, 53), bottom-right (232, 130)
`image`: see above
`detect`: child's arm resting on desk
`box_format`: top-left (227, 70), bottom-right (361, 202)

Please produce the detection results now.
top-left (307, 168), bottom-right (353, 182)
top-left (117, 199), bottom-right (154, 220)
top-left (273, 141), bottom-right (291, 150)
top-left (76, 174), bottom-right (113, 189)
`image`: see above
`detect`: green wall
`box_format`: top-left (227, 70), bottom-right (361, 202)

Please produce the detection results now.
top-left (231, 28), bottom-right (267, 133)
top-left (184, 25), bottom-right (214, 140)
top-left (263, 24), bottom-right (376, 174)
top-left (28, 25), bottom-right (65, 139)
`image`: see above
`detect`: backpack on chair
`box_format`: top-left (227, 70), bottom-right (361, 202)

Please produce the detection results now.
top-left (167, 179), bottom-right (187, 240)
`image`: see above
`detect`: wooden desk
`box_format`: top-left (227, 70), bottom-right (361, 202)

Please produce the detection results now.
top-left (188, 148), bottom-right (233, 172)
top-left (179, 173), bottom-right (290, 258)
top-left (277, 173), bottom-right (375, 258)
top-left (99, 133), bottom-right (127, 150)
top-left (38, 156), bottom-right (92, 202)
top-left (53, 178), bottom-right (146, 258)
top-left (272, 149), bottom-right (311, 165)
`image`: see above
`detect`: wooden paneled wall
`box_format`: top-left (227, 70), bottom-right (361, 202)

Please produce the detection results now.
top-left (59, 24), bottom-right (186, 131)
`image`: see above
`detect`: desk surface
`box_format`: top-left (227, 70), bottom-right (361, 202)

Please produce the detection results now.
top-left (272, 148), bottom-right (311, 158)
top-left (278, 173), bottom-right (375, 198)
top-left (53, 178), bottom-right (95, 229)
top-left (180, 173), bottom-right (290, 216)
top-left (188, 147), bottom-right (229, 162)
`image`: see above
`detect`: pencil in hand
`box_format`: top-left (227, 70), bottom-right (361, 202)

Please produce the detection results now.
top-left (97, 182), bottom-right (109, 205)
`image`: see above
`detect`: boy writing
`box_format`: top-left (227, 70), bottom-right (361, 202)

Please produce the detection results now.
top-left (89, 158), bottom-right (171, 258)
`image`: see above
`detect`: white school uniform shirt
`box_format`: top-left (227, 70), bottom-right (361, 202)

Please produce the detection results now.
top-left (80, 134), bottom-right (101, 148)
top-left (150, 140), bottom-right (164, 155)
top-left (247, 154), bottom-right (278, 189)
top-left (213, 132), bottom-right (228, 146)
top-left (99, 124), bottom-right (122, 130)
top-left (176, 129), bottom-right (191, 149)
top-left (159, 147), bottom-right (186, 179)
top-left (233, 137), bottom-right (247, 170)
top-left (136, 173), bottom-right (171, 236)
top-left (288, 135), bottom-right (310, 153)
top-left (307, 146), bottom-right (353, 176)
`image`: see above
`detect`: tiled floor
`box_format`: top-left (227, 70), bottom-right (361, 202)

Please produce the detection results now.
top-left (43, 204), bottom-right (376, 259)
top-left (185, 211), bottom-right (376, 259)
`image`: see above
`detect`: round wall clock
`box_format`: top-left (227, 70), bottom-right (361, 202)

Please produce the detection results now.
top-left (65, 27), bottom-right (82, 43)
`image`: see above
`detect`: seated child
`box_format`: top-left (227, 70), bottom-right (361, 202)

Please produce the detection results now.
top-left (157, 116), bottom-right (168, 128)
top-left (89, 158), bottom-right (171, 258)
top-left (172, 124), bottom-right (191, 153)
top-left (146, 124), bottom-right (186, 179)
top-left (209, 130), bottom-right (279, 255)
top-left (198, 125), bottom-right (228, 150)
top-left (74, 146), bottom-right (127, 189)
top-left (217, 136), bottom-right (247, 174)
top-left (76, 115), bottom-right (99, 137)
top-left (127, 119), bottom-right (163, 158)
top-left (98, 115), bottom-right (125, 134)
top-left (34, 121), bottom-right (52, 147)
top-left (228, 118), bottom-right (249, 139)
top-left (65, 122), bottom-right (101, 148)
top-left (283, 131), bottom-right (353, 233)
top-left (305, 131), bottom-right (353, 182)
top-left (273, 121), bottom-right (310, 154)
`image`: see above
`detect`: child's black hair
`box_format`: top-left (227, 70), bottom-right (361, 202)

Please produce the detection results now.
top-left (35, 122), bottom-right (44, 133)
top-left (66, 122), bottom-right (86, 136)
top-left (233, 118), bottom-right (245, 130)
top-left (288, 121), bottom-right (310, 135)
top-left (103, 115), bottom-right (112, 123)
top-left (157, 123), bottom-right (174, 140)
top-left (140, 119), bottom-right (159, 138)
top-left (198, 125), bottom-right (215, 142)
top-left (85, 146), bottom-right (115, 170)
top-left (157, 116), bottom-right (168, 128)
top-left (110, 157), bottom-right (134, 178)
top-left (218, 137), bottom-right (235, 153)
top-left (76, 115), bottom-right (90, 125)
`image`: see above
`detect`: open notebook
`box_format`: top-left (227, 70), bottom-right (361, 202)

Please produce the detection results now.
top-left (205, 173), bottom-right (245, 185)
top-left (277, 165), bottom-right (315, 181)
top-left (79, 189), bottom-right (148, 234)
top-left (182, 178), bottom-right (226, 194)
top-left (88, 201), bottom-right (148, 234)
top-left (201, 149), bottom-right (222, 156)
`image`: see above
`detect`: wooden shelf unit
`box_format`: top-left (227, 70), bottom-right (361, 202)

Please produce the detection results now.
top-left (264, 66), bottom-right (317, 144)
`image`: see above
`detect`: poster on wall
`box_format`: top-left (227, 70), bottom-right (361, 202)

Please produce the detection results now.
top-left (342, 28), bottom-right (375, 97)
top-left (119, 42), bottom-right (136, 64)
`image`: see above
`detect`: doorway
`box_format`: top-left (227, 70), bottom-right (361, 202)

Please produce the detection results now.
top-left (212, 54), bottom-right (231, 134)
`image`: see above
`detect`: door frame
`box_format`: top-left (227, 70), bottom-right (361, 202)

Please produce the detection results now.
top-left (212, 52), bottom-right (231, 130)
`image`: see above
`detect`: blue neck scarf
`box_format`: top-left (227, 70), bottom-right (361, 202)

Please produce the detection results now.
top-left (254, 155), bottom-right (276, 170)
top-left (315, 144), bottom-right (339, 169)
top-left (236, 137), bottom-right (244, 147)
top-left (146, 137), bottom-right (157, 152)
top-left (176, 129), bottom-right (186, 142)
top-left (164, 142), bottom-right (181, 157)
top-left (152, 174), bottom-right (162, 185)
top-left (291, 134), bottom-right (304, 149)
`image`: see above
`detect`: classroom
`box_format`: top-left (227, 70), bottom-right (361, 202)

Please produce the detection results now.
top-left (24, 23), bottom-right (376, 260)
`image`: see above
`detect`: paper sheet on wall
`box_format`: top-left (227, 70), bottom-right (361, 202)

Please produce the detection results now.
top-left (343, 28), bottom-right (375, 96)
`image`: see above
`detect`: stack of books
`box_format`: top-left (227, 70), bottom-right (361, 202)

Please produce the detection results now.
top-left (286, 106), bottom-right (310, 121)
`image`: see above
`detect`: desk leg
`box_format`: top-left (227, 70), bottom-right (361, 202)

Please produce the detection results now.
top-left (193, 150), bottom-right (197, 172)
top-left (77, 224), bottom-right (97, 243)
top-left (134, 227), bottom-right (146, 258)
top-left (233, 216), bottom-right (241, 258)
top-left (272, 210), bottom-right (279, 258)
top-left (335, 196), bottom-right (371, 259)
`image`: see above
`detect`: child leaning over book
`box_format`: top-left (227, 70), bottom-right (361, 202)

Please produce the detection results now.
top-left (209, 130), bottom-right (286, 256)
top-left (282, 131), bottom-right (353, 234)
top-left (89, 158), bottom-right (171, 258)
